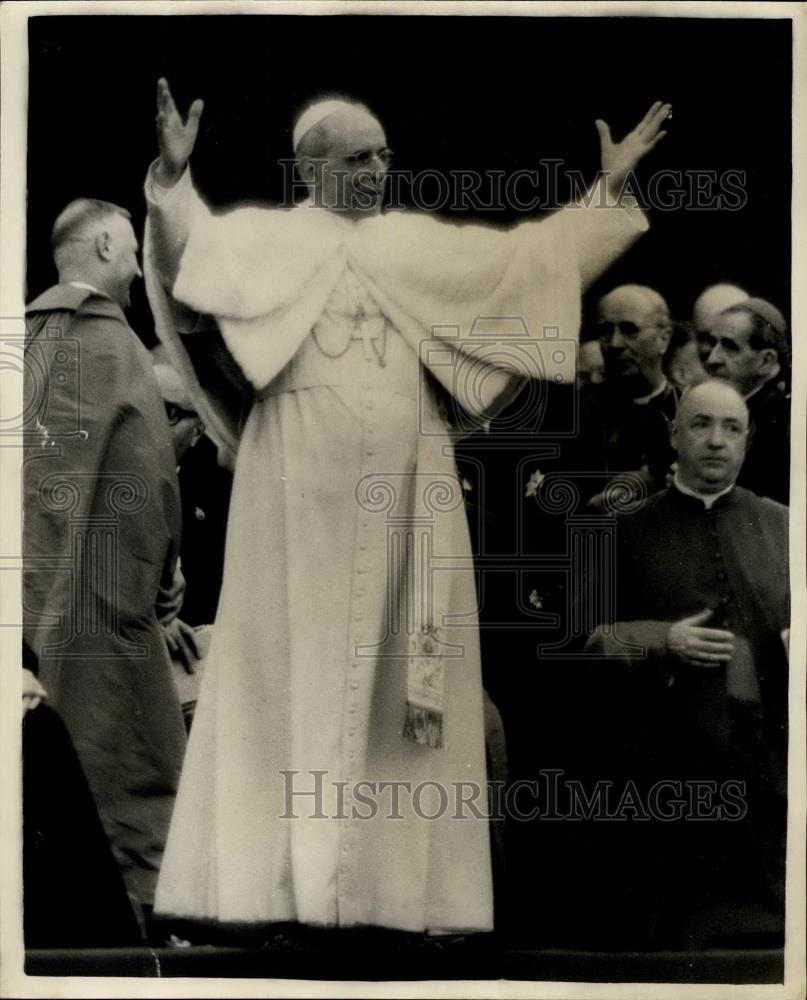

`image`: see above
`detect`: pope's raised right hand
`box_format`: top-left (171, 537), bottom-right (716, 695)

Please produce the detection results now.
top-left (155, 77), bottom-right (204, 187)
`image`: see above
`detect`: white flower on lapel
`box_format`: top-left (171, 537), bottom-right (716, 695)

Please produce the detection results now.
top-left (528, 589), bottom-right (544, 610)
top-left (524, 468), bottom-right (545, 498)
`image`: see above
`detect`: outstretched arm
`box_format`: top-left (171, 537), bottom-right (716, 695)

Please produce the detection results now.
top-left (144, 79), bottom-right (244, 463)
top-left (146, 78), bottom-right (211, 287)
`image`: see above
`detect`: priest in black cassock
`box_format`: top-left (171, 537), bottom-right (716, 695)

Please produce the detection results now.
top-left (584, 378), bottom-right (788, 948)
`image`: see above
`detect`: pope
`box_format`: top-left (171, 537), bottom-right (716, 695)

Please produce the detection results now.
top-left (145, 80), bottom-right (670, 934)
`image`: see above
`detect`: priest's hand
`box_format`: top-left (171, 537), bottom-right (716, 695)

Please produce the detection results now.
top-left (596, 101), bottom-right (671, 200)
top-left (665, 609), bottom-right (734, 667)
top-left (161, 617), bottom-right (200, 674)
top-left (155, 77), bottom-right (204, 188)
top-left (22, 668), bottom-right (47, 714)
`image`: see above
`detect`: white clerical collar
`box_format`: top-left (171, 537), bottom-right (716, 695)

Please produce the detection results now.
top-left (632, 378), bottom-right (669, 406)
top-left (673, 473), bottom-right (734, 509)
top-left (67, 280), bottom-right (101, 294)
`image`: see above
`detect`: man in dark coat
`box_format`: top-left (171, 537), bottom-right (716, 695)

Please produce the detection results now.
top-left (584, 379), bottom-right (788, 947)
top-left (569, 283), bottom-right (678, 508)
top-left (23, 198), bottom-right (186, 914)
top-left (704, 297), bottom-right (790, 503)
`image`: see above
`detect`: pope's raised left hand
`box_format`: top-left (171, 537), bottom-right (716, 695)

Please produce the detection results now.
top-left (596, 101), bottom-right (671, 199)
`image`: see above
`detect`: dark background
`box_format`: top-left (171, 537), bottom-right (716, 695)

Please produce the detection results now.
top-left (27, 13), bottom-right (791, 343)
top-left (23, 12), bottom-right (794, 962)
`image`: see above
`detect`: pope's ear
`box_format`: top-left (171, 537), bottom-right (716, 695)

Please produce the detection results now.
top-left (95, 230), bottom-right (114, 262)
top-left (296, 156), bottom-right (314, 184)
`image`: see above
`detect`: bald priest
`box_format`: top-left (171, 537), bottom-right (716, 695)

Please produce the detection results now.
top-left (144, 82), bottom-right (670, 935)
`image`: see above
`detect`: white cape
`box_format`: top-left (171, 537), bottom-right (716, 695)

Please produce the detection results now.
top-left (144, 169), bottom-right (647, 930)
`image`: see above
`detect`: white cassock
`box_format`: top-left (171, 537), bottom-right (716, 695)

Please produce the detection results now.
top-left (144, 167), bottom-right (647, 932)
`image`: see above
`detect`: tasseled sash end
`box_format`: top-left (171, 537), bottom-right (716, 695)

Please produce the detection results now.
top-left (403, 702), bottom-right (445, 750)
top-left (404, 625), bottom-right (446, 750)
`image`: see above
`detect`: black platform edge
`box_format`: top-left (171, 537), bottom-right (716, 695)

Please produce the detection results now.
top-left (24, 945), bottom-right (785, 983)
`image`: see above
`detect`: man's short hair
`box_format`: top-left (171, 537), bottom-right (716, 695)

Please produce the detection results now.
top-left (720, 299), bottom-right (790, 365)
top-left (50, 198), bottom-right (131, 259)
top-left (597, 284), bottom-right (671, 326)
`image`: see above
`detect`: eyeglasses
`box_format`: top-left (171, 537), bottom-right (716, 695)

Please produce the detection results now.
top-left (596, 321), bottom-right (666, 342)
top-left (343, 147), bottom-right (394, 169)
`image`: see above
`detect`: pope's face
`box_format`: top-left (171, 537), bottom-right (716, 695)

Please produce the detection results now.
top-left (304, 110), bottom-right (390, 219)
top-left (672, 381), bottom-right (748, 493)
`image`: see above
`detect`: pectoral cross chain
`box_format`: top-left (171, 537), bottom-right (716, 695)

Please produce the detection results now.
top-left (351, 305), bottom-right (386, 367)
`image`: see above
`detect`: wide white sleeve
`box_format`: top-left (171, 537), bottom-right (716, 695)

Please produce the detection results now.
top-left (143, 167), bottom-right (243, 463)
top-left (538, 177), bottom-right (649, 290)
top-left (144, 162), bottom-right (211, 291)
